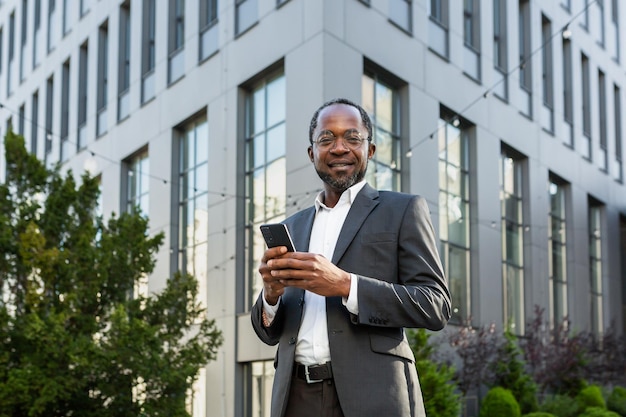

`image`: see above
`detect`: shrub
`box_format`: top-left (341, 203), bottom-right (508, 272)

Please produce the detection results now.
top-left (538, 394), bottom-right (579, 417)
top-left (578, 406), bottom-right (621, 417)
top-left (479, 387), bottom-right (521, 417)
top-left (408, 329), bottom-right (461, 417)
top-left (491, 329), bottom-right (538, 414)
top-left (607, 386), bottom-right (626, 416)
top-left (577, 385), bottom-right (607, 412)
top-left (523, 413), bottom-right (557, 417)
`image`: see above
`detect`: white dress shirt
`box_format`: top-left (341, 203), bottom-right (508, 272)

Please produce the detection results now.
top-left (262, 181), bottom-right (365, 365)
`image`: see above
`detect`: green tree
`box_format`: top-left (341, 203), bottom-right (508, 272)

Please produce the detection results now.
top-left (409, 329), bottom-right (461, 417)
top-left (490, 329), bottom-right (538, 414)
top-left (0, 131), bottom-right (223, 416)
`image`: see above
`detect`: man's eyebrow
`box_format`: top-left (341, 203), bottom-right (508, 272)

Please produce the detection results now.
top-left (316, 129), bottom-right (336, 137)
top-left (317, 128), bottom-right (361, 136)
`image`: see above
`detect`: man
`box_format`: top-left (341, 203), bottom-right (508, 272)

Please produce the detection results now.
top-left (251, 98), bottom-right (451, 417)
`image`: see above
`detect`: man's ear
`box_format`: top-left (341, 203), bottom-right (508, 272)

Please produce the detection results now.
top-left (367, 142), bottom-right (376, 159)
top-left (307, 146), bottom-right (314, 161)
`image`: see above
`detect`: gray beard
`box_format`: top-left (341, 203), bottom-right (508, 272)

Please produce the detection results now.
top-left (315, 167), bottom-right (366, 192)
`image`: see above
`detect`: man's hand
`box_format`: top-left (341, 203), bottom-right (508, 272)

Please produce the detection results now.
top-left (266, 252), bottom-right (351, 298)
top-left (259, 246), bottom-right (291, 305)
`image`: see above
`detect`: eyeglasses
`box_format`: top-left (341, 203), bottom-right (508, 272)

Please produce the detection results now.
top-left (312, 130), bottom-right (369, 150)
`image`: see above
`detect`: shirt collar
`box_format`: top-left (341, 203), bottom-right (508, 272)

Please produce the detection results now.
top-left (314, 180), bottom-right (367, 211)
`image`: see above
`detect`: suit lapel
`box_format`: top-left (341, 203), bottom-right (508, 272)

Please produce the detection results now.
top-left (288, 208), bottom-right (315, 252)
top-left (331, 184), bottom-right (379, 264)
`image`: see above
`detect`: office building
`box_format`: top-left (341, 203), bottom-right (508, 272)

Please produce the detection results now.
top-left (0, 0), bottom-right (624, 416)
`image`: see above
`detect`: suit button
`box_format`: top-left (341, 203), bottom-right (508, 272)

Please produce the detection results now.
top-left (289, 337), bottom-right (296, 345)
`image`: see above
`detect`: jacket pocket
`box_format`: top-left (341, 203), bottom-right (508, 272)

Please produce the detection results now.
top-left (369, 332), bottom-right (415, 362)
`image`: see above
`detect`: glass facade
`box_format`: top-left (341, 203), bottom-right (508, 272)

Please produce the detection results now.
top-left (548, 178), bottom-right (568, 326)
top-left (244, 72), bottom-right (286, 308)
top-left (589, 202), bottom-right (604, 337)
top-left (438, 115), bottom-right (471, 323)
top-left (362, 72), bottom-right (401, 191)
top-left (500, 148), bottom-right (525, 334)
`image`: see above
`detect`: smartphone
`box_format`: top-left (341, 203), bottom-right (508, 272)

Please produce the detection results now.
top-left (260, 223), bottom-right (296, 252)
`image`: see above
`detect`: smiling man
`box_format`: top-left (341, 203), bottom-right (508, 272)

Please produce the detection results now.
top-left (251, 98), bottom-right (451, 417)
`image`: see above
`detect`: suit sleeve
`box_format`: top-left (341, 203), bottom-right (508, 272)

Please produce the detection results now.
top-left (354, 196), bottom-right (452, 330)
top-left (251, 293), bottom-right (285, 346)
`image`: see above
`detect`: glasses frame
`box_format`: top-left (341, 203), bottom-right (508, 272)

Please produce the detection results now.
top-left (312, 129), bottom-right (370, 150)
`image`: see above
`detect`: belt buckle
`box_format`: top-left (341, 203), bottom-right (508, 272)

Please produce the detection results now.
top-left (304, 365), bottom-right (324, 384)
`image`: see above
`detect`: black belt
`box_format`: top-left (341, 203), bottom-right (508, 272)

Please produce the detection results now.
top-left (294, 362), bottom-right (333, 383)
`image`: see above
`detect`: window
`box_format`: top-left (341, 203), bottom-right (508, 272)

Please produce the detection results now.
top-left (588, 199), bottom-right (604, 337)
top-left (60, 59), bottom-right (70, 162)
top-left (80, 0), bottom-right (90, 16)
top-left (236, 0), bottom-right (257, 36)
top-left (18, 103), bottom-right (25, 135)
top-left (593, 0), bottom-right (605, 47)
top-left (118, 1), bottom-right (131, 121)
top-left (20, 0), bottom-right (27, 82)
top-left (548, 176), bottom-right (568, 327)
top-left (142, 0), bottom-right (156, 102)
top-left (8, 11), bottom-right (15, 96)
top-left (33, 0), bottom-right (42, 68)
top-left (428, 0), bottom-right (449, 57)
top-left (125, 149), bottom-right (150, 216)
top-left (244, 71), bottom-right (286, 308)
top-left (541, 15), bottom-right (554, 132)
top-left (168, 0), bottom-right (185, 83)
top-left (243, 360), bottom-right (274, 417)
top-left (438, 111), bottom-right (472, 323)
top-left (581, 53), bottom-right (591, 159)
top-left (463, 0), bottom-right (480, 80)
top-left (199, 0), bottom-right (218, 61)
top-left (175, 115), bottom-right (209, 307)
top-left (493, 0), bottom-right (507, 99)
top-left (44, 76), bottom-right (53, 167)
top-left (519, 0), bottom-right (532, 117)
top-left (78, 41), bottom-right (88, 149)
top-left (563, 38), bottom-right (574, 146)
top-left (62, 0), bottom-right (74, 36)
top-left (500, 146), bottom-right (526, 334)
top-left (610, 0), bottom-right (619, 62)
top-left (97, 21), bottom-right (108, 137)
top-left (31, 90), bottom-right (39, 155)
top-left (47, 0), bottom-right (57, 52)
top-left (598, 70), bottom-right (608, 172)
top-left (0, 27), bottom-right (4, 75)
top-left (362, 70), bottom-right (402, 191)
top-left (389, 0), bottom-right (412, 33)
top-left (614, 84), bottom-right (623, 182)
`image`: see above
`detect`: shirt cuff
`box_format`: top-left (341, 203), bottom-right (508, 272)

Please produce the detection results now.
top-left (261, 289), bottom-right (280, 325)
top-left (342, 274), bottom-right (359, 315)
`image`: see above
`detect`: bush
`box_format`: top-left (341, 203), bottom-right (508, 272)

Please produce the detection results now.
top-left (491, 330), bottom-right (538, 414)
top-left (408, 329), bottom-right (461, 417)
top-left (607, 386), bottom-right (626, 416)
top-left (479, 387), bottom-right (520, 417)
top-left (578, 406), bottom-right (621, 417)
top-left (523, 413), bottom-right (557, 417)
top-left (577, 385), bottom-right (607, 412)
top-left (538, 394), bottom-right (579, 417)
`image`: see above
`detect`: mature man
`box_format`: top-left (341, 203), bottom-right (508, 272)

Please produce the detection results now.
top-left (251, 98), bottom-right (451, 417)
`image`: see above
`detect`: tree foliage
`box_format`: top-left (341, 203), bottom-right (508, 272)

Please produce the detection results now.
top-left (490, 329), bottom-right (538, 414)
top-left (408, 329), bottom-right (461, 417)
top-left (0, 131), bottom-right (223, 416)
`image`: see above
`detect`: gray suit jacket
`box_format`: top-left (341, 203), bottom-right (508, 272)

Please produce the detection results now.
top-left (251, 184), bottom-right (451, 417)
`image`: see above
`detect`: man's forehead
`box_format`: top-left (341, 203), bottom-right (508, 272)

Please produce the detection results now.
top-left (317, 105), bottom-right (363, 126)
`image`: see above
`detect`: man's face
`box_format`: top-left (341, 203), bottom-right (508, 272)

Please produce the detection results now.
top-left (308, 104), bottom-right (376, 192)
